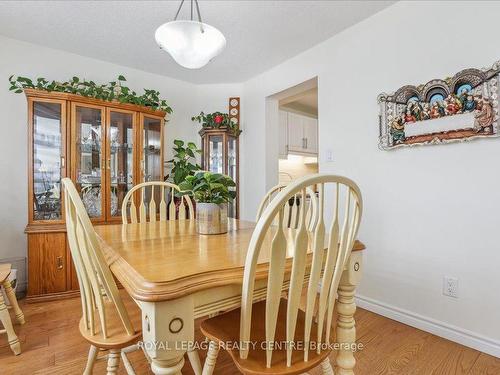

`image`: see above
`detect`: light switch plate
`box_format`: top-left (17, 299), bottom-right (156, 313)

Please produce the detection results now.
top-left (326, 149), bottom-right (333, 162)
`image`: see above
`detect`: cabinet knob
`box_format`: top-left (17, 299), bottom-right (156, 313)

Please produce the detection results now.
top-left (56, 256), bottom-right (64, 270)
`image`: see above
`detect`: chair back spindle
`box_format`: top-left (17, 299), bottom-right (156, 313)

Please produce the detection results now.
top-left (240, 174), bottom-right (362, 368)
top-left (256, 183), bottom-right (318, 231)
top-left (121, 181), bottom-right (194, 224)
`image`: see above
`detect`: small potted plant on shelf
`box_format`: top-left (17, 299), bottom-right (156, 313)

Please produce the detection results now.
top-left (179, 172), bottom-right (236, 235)
top-left (192, 111), bottom-right (242, 136)
top-left (166, 139), bottom-right (201, 216)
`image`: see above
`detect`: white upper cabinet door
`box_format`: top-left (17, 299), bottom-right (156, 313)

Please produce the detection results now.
top-left (278, 110), bottom-right (288, 158)
top-left (287, 112), bottom-right (305, 153)
top-left (303, 116), bottom-right (318, 153)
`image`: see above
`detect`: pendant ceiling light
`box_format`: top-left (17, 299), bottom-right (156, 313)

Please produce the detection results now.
top-left (155, 0), bottom-right (226, 69)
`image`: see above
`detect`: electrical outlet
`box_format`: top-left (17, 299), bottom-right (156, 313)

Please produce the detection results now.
top-left (443, 276), bottom-right (459, 298)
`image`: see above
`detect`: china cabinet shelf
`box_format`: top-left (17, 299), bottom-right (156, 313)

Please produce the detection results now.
top-left (24, 89), bottom-right (166, 302)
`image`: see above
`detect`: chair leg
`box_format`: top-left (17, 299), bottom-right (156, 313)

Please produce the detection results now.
top-left (106, 349), bottom-right (121, 375)
top-left (321, 358), bottom-right (334, 375)
top-left (2, 279), bottom-right (25, 325)
top-left (187, 346), bottom-right (202, 375)
top-left (121, 350), bottom-right (136, 375)
top-left (201, 341), bottom-right (220, 375)
top-left (83, 345), bottom-right (99, 375)
top-left (0, 293), bottom-right (20, 355)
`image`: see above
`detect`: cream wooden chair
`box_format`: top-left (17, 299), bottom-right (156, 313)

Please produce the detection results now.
top-left (200, 174), bottom-right (362, 375)
top-left (121, 181), bottom-right (202, 374)
top-left (256, 183), bottom-right (319, 231)
top-left (62, 178), bottom-right (143, 375)
top-left (121, 181), bottom-right (194, 224)
top-left (0, 263), bottom-right (25, 355)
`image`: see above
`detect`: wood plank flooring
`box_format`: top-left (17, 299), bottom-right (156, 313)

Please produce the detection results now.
top-left (0, 296), bottom-right (498, 374)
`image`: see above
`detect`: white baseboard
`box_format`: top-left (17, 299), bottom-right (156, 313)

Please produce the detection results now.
top-left (355, 294), bottom-right (500, 358)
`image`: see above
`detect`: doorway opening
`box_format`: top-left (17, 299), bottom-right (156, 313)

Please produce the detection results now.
top-left (276, 78), bottom-right (318, 185)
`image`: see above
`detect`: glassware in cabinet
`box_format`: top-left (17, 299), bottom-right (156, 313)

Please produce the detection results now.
top-left (227, 135), bottom-right (238, 218)
top-left (31, 100), bottom-right (66, 222)
top-left (208, 135), bottom-right (224, 173)
top-left (142, 116), bottom-right (162, 182)
top-left (107, 109), bottom-right (135, 219)
top-left (141, 115), bottom-right (164, 211)
top-left (72, 104), bottom-right (105, 220)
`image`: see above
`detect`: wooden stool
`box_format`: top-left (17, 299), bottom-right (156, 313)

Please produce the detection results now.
top-left (0, 263), bottom-right (25, 355)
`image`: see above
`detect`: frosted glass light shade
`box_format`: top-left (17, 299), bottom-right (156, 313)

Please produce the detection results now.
top-left (155, 20), bottom-right (226, 69)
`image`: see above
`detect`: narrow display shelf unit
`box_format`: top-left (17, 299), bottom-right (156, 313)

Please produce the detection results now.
top-left (199, 126), bottom-right (240, 219)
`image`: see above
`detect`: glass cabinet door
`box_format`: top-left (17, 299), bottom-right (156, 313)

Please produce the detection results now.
top-left (208, 135), bottom-right (224, 173)
top-left (142, 116), bottom-right (162, 182)
top-left (227, 136), bottom-right (238, 218)
top-left (73, 104), bottom-right (105, 220)
top-left (32, 101), bottom-right (65, 221)
top-left (107, 110), bottom-right (135, 219)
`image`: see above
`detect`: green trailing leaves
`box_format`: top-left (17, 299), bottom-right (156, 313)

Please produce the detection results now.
top-left (8, 74), bottom-right (173, 114)
top-left (178, 172), bottom-right (237, 204)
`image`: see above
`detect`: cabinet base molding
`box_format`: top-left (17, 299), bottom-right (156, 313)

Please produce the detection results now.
top-left (26, 290), bottom-right (80, 303)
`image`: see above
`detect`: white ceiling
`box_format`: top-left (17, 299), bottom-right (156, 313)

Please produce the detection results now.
top-left (0, 1), bottom-right (393, 84)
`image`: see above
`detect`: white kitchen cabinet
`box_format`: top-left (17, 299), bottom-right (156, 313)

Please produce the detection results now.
top-left (280, 110), bottom-right (317, 156)
top-left (302, 116), bottom-right (318, 153)
top-left (287, 112), bottom-right (306, 153)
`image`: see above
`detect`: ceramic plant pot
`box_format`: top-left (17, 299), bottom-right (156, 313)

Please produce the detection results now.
top-left (196, 202), bottom-right (228, 235)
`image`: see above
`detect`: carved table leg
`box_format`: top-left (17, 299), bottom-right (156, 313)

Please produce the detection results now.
top-left (335, 251), bottom-right (363, 375)
top-left (0, 292), bottom-right (20, 355)
top-left (2, 279), bottom-right (25, 325)
top-left (151, 358), bottom-right (185, 375)
top-left (141, 297), bottom-right (194, 375)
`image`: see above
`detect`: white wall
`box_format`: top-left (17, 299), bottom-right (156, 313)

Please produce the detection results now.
top-left (0, 35), bottom-right (237, 267)
top-left (240, 1), bottom-right (500, 355)
top-left (2, 0), bottom-right (499, 357)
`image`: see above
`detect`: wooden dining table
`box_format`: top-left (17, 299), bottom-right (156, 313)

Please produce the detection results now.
top-left (96, 219), bottom-right (366, 375)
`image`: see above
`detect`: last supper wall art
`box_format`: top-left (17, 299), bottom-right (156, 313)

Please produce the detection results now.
top-left (378, 60), bottom-right (500, 150)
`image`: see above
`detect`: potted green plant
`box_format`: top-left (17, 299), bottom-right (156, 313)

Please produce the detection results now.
top-left (179, 172), bottom-right (236, 234)
top-left (167, 139), bottom-right (202, 186)
top-left (192, 111), bottom-right (242, 136)
top-left (166, 139), bottom-right (201, 217)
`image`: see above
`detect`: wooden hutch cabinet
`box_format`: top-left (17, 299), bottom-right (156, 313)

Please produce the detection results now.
top-left (199, 126), bottom-right (239, 218)
top-left (24, 89), bottom-right (165, 301)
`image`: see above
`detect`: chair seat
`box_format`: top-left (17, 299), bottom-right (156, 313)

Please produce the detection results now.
top-left (200, 298), bottom-right (332, 375)
top-left (79, 291), bottom-right (142, 349)
top-left (0, 263), bottom-right (12, 283)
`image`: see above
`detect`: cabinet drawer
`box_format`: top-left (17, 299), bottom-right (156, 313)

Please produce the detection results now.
top-left (27, 232), bottom-right (67, 296)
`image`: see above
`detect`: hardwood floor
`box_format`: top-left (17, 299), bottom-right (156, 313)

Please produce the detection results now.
top-left (0, 296), bottom-right (498, 374)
